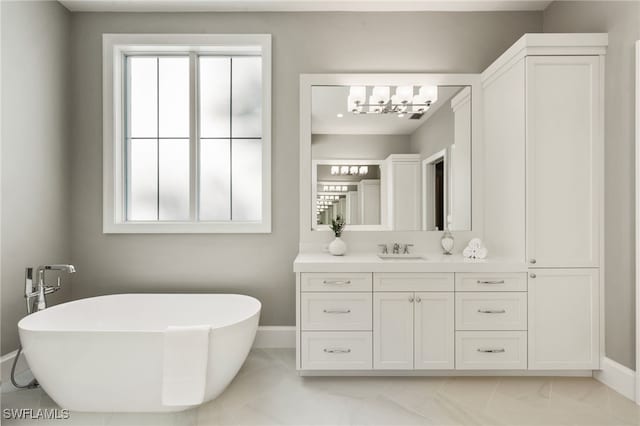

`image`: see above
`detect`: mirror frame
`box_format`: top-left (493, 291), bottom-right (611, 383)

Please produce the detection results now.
top-left (300, 73), bottom-right (483, 243)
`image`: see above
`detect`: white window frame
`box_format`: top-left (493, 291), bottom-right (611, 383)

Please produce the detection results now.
top-left (102, 34), bottom-right (271, 233)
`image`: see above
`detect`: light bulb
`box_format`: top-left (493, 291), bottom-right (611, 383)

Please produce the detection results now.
top-left (372, 86), bottom-right (390, 103)
top-left (340, 166), bottom-right (349, 175)
top-left (359, 166), bottom-right (368, 175)
top-left (330, 166), bottom-right (339, 175)
top-left (349, 86), bottom-right (366, 104)
top-left (419, 86), bottom-right (438, 104)
top-left (394, 86), bottom-right (413, 104)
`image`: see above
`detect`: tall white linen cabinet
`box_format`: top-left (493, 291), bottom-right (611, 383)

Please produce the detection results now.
top-left (483, 34), bottom-right (606, 370)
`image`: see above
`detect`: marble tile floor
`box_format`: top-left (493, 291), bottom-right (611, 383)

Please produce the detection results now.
top-left (2, 349), bottom-right (640, 426)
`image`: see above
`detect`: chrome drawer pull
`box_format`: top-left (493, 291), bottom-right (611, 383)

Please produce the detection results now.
top-left (477, 348), bottom-right (505, 353)
top-left (323, 348), bottom-right (351, 354)
top-left (477, 309), bottom-right (506, 314)
top-left (323, 309), bottom-right (351, 314)
top-left (322, 280), bottom-right (351, 285)
top-left (476, 280), bottom-right (505, 285)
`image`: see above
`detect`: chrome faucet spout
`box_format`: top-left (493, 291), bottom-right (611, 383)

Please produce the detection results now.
top-left (28, 264), bottom-right (76, 312)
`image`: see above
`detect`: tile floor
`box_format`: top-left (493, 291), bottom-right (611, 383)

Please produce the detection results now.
top-left (2, 349), bottom-right (640, 425)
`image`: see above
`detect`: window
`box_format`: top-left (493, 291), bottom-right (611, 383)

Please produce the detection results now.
top-left (103, 34), bottom-right (271, 233)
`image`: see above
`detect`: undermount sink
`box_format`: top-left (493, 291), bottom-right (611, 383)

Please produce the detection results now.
top-left (377, 253), bottom-right (425, 260)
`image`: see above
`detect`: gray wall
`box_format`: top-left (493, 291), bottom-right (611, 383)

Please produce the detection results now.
top-left (1, 1), bottom-right (72, 354)
top-left (544, 0), bottom-right (640, 370)
top-left (312, 134), bottom-right (413, 160)
top-left (409, 103), bottom-right (455, 159)
top-left (65, 11), bottom-right (542, 342)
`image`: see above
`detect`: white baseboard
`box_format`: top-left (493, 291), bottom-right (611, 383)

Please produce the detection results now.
top-left (0, 349), bottom-right (29, 383)
top-left (253, 326), bottom-right (296, 348)
top-left (593, 357), bottom-right (636, 402)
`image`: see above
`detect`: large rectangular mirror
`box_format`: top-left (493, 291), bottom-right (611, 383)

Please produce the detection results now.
top-left (310, 84), bottom-right (472, 231)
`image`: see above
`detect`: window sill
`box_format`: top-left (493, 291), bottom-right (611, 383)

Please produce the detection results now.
top-left (103, 221), bottom-right (271, 234)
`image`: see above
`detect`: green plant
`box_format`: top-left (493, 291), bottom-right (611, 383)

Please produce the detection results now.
top-left (330, 215), bottom-right (346, 237)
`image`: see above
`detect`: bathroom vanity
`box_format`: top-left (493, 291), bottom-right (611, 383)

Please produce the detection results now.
top-left (295, 33), bottom-right (606, 375)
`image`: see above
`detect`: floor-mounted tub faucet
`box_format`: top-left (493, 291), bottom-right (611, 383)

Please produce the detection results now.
top-left (25, 264), bottom-right (76, 313)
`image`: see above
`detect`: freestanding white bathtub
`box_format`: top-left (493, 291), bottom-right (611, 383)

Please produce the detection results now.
top-left (18, 294), bottom-right (261, 413)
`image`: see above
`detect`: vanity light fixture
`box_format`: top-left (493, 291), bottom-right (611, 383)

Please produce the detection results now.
top-left (347, 85), bottom-right (437, 116)
top-left (327, 165), bottom-right (369, 176)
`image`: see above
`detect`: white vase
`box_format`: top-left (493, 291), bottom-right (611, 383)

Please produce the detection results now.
top-left (329, 237), bottom-right (347, 256)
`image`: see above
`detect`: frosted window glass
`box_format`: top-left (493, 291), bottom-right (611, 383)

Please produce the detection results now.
top-left (128, 139), bottom-right (158, 220)
top-left (232, 139), bottom-right (262, 221)
top-left (159, 139), bottom-right (190, 220)
top-left (200, 139), bottom-right (231, 220)
top-left (232, 57), bottom-right (262, 138)
top-left (129, 57), bottom-right (158, 138)
top-left (159, 57), bottom-right (190, 138)
top-left (199, 57), bottom-right (230, 138)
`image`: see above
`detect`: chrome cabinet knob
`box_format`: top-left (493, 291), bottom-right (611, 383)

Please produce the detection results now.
top-left (529, 259), bottom-right (537, 264)
top-left (408, 296), bottom-right (414, 303)
top-left (416, 297), bottom-right (422, 303)
top-left (530, 273), bottom-right (537, 279)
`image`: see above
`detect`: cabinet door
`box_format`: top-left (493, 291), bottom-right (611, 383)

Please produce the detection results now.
top-left (528, 269), bottom-right (599, 370)
top-left (414, 292), bottom-right (454, 369)
top-left (526, 56), bottom-right (601, 268)
top-left (373, 292), bottom-right (414, 369)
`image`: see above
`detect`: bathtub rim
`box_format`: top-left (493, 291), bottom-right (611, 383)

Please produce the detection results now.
top-left (18, 293), bottom-right (262, 334)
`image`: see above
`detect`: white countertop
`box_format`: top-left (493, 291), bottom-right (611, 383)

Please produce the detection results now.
top-left (293, 252), bottom-right (527, 273)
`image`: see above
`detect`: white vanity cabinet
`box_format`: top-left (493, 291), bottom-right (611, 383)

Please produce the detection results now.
top-left (295, 262), bottom-right (532, 374)
top-left (373, 273), bottom-right (455, 370)
top-left (297, 33), bottom-right (606, 377)
top-left (373, 292), bottom-right (455, 370)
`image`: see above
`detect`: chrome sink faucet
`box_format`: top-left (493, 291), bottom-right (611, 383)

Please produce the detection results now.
top-left (392, 243), bottom-right (400, 254)
top-left (25, 264), bottom-right (76, 313)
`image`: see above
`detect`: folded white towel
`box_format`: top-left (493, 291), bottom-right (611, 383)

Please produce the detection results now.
top-left (162, 325), bottom-right (210, 407)
top-left (463, 239), bottom-right (489, 259)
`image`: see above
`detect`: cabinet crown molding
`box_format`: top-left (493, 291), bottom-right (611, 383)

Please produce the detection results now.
top-left (481, 33), bottom-right (608, 88)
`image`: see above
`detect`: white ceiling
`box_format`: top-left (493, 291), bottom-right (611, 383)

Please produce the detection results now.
top-left (58, 0), bottom-right (552, 12)
top-left (311, 85), bottom-right (463, 135)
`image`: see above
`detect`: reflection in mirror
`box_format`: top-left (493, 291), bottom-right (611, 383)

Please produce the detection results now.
top-left (311, 84), bottom-right (471, 231)
top-left (315, 163), bottom-right (381, 226)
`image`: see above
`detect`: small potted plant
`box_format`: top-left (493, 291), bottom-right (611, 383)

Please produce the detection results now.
top-left (328, 215), bottom-right (347, 256)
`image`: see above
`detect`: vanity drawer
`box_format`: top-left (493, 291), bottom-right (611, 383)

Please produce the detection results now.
top-left (456, 331), bottom-right (527, 370)
top-left (374, 273), bottom-right (454, 292)
top-left (455, 273), bottom-right (527, 292)
top-left (301, 331), bottom-right (372, 370)
top-left (456, 293), bottom-right (527, 331)
top-left (301, 273), bottom-right (372, 292)
top-left (301, 293), bottom-right (372, 331)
